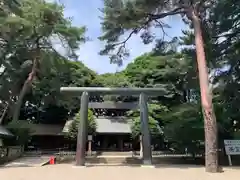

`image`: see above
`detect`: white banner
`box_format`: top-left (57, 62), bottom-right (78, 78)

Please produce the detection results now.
top-left (224, 140), bottom-right (240, 155)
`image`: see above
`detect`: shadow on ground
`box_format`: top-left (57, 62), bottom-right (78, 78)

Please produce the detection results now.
top-left (55, 155), bottom-right (240, 170)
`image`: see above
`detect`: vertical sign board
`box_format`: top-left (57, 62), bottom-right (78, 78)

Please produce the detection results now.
top-left (224, 140), bottom-right (240, 166)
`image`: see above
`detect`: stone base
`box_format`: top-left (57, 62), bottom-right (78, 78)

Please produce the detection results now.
top-left (141, 165), bottom-right (155, 168)
top-left (142, 160), bottom-right (152, 165)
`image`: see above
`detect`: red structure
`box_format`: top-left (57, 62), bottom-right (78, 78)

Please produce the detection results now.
top-left (49, 156), bottom-right (55, 165)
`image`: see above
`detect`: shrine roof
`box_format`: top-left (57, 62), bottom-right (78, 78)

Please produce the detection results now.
top-left (0, 125), bottom-right (14, 137)
top-left (63, 116), bottom-right (132, 134)
top-left (89, 102), bottom-right (138, 110)
top-left (95, 116), bottom-right (132, 134)
top-left (30, 124), bottom-right (63, 135)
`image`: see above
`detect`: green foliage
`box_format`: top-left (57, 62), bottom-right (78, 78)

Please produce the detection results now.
top-left (64, 109), bottom-right (96, 140)
top-left (233, 131), bottom-right (240, 139)
top-left (209, 0), bottom-right (240, 133)
top-left (92, 72), bottom-right (132, 102)
top-left (94, 72), bottom-right (130, 87)
top-left (163, 103), bottom-right (204, 154)
top-left (6, 121), bottom-right (33, 145)
top-left (99, 0), bottom-right (213, 64)
top-left (128, 102), bottom-right (168, 121)
top-left (18, 0), bottom-right (86, 55)
top-left (31, 57), bottom-right (96, 111)
top-left (1, 0), bottom-right (240, 160)
top-left (128, 102), bottom-right (167, 139)
top-left (124, 51), bottom-right (198, 106)
top-left (131, 116), bottom-right (163, 139)
top-left (0, 0), bottom-right (21, 16)
top-left (0, 0), bottom-right (87, 122)
top-left (123, 48), bottom-right (203, 149)
top-left (124, 52), bottom-right (194, 88)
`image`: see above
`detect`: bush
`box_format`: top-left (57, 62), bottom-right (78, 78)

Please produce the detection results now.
top-left (163, 103), bottom-right (204, 155)
top-left (131, 116), bottom-right (163, 139)
top-left (128, 103), bottom-right (165, 140)
top-left (233, 131), bottom-right (240, 139)
top-left (6, 121), bottom-right (33, 146)
top-left (64, 109), bottom-right (96, 140)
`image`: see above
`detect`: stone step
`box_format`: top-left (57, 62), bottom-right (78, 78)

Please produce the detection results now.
top-left (86, 156), bottom-right (141, 164)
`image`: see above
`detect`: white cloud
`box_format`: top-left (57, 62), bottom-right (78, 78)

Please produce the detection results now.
top-left (77, 32), bottom-right (155, 74)
top-left (46, 0), bottom-right (187, 74)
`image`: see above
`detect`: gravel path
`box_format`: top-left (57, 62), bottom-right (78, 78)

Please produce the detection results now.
top-left (0, 164), bottom-right (239, 180)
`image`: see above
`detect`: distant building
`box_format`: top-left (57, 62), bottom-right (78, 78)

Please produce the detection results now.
top-left (29, 102), bottom-right (137, 151)
top-left (0, 126), bottom-right (13, 138)
top-left (0, 125), bottom-right (14, 147)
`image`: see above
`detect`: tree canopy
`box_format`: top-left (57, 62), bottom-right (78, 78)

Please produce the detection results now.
top-left (1, 0), bottom-right (240, 173)
top-left (99, 0), bottom-right (222, 172)
top-left (63, 109), bottom-right (96, 140)
top-left (0, 0), bottom-right (86, 123)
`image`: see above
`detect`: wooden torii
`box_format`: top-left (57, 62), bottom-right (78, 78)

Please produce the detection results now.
top-left (60, 87), bottom-right (166, 166)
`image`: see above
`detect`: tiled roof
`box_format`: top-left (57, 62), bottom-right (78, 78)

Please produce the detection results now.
top-left (95, 116), bottom-right (132, 134)
top-left (30, 124), bottom-right (63, 135)
top-left (0, 126), bottom-right (14, 137)
top-left (63, 116), bottom-right (132, 134)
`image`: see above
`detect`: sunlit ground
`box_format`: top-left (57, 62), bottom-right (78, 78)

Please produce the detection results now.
top-left (0, 164), bottom-right (240, 180)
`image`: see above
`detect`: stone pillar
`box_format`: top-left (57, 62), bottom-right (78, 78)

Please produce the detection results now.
top-left (75, 91), bottom-right (89, 166)
top-left (139, 135), bottom-right (143, 158)
top-left (87, 135), bottom-right (93, 156)
top-left (139, 93), bottom-right (152, 165)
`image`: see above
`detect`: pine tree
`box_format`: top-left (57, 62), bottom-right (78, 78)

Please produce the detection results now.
top-left (99, 0), bottom-right (220, 172)
top-left (0, 0), bottom-right (86, 122)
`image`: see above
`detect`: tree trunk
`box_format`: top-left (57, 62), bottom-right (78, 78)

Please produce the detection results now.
top-left (12, 55), bottom-right (39, 122)
top-left (0, 102), bottom-right (9, 124)
top-left (191, 10), bottom-right (220, 173)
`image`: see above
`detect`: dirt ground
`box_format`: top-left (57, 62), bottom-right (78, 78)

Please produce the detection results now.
top-left (0, 164), bottom-right (239, 180)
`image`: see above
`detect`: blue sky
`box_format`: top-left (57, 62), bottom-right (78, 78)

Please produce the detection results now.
top-left (50, 0), bottom-right (187, 74)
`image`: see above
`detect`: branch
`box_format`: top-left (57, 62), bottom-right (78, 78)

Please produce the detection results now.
top-left (113, 28), bottom-right (139, 47)
top-left (49, 46), bottom-right (70, 60)
top-left (213, 29), bottom-right (240, 40)
top-left (110, 17), bottom-right (154, 56)
top-left (114, 8), bottom-right (184, 47)
top-left (104, 8), bottom-right (185, 61)
top-left (113, 28), bottom-right (141, 58)
top-left (147, 8), bottom-right (185, 20)
top-left (154, 19), bottom-right (171, 40)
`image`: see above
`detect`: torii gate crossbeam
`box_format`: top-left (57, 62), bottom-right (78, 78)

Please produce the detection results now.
top-left (60, 87), bottom-right (166, 166)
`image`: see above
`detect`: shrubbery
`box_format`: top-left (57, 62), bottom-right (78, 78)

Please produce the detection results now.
top-left (6, 121), bottom-right (33, 146)
top-left (64, 109), bottom-right (96, 140)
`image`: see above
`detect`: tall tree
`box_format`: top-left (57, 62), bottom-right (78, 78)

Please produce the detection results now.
top-left (124, 51), bottom-right (196, 105)
top-left (0, 0), bottom-right (23, 124)
top-left (29, 56), bottom-right (97, 121)
top-left (209, 0), bottom-right (240, 138)
top-left (99, 0), bottom-right (219, 172)
top-left (0, 0), bottom-right (86, 122)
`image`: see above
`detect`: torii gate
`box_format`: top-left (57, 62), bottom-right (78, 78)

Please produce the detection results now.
top-left (60, 87), bottom-right (165, 166)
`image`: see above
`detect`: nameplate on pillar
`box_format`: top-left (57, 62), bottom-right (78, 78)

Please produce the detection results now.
top-left (88, 135), bottom-right (93, 141)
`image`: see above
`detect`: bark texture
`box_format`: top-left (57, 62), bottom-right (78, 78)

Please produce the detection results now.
top-left (0, 102), bottom-right (9, 124)
top-left (12, 49), bottom-right (39, 122)
top-left (191, 9), bottom-right (220, 173)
